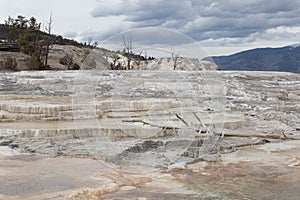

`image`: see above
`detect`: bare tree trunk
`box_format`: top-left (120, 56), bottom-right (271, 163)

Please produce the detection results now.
top-left (127, 57), bottom-right (131, 70)
top-left (171, 46), bottom-right (179, 70)
top-left (87, 37), bottom-right (93, 46)
top-left (122, 34), bottom-right (133, 70)
top-left (144, 51), bottom-right (148, 69)
top-left (44, 13), bottom-right (53, 67)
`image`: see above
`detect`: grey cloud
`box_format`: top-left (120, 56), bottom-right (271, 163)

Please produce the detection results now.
top-left (63, 32), bottom-right (78, 39)
top-left (92, 27), bottom-right (194, 46)
top-left (80, 26), bottom-right (126, 43)
top-left (224, 0), bottom-right (299, 14)
top-left (90, 0), bottom-right (300, 45)
top-left (91, 0), bottom-right (197, 25)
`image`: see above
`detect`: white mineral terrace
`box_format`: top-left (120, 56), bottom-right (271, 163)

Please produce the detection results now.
top-left (0, 70), bottom-right (299, 199)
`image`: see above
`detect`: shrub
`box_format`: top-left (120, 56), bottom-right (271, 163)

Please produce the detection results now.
top-left (59, 53), bottom-right (74, 69)
top-left (26, 55), bottom-right (43, 70)
top-left (0, 55), bottom-right (18, 70)
top-left (72, 63), bottom-right (80, 70)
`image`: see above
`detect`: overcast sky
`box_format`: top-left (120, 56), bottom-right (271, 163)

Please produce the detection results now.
top-left (1, 0), bottom-right (300, 56)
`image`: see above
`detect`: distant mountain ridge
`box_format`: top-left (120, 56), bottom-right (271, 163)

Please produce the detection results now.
top-left (203, 45), bottom-right (300, 73)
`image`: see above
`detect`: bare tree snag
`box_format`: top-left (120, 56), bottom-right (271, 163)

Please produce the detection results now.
top-left (175, 113), bottom-right (189, 126)
top-left (44, 12), bottom-right (54, 67)
top-left (171, 46), bottom-right (180, 70)
top-left (122, 34), bottom-right (133, 70)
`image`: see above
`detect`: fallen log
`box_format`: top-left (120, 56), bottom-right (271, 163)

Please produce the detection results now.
top-left (204, 132), bottom-right (287, 140)
top-left (122, 119), bottom-right (179, 130)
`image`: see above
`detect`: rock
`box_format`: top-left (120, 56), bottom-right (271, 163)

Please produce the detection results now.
top-left (9, 143), bottom-right (18, 148)
top-left (124, 140), bottom-right (164, 153)
top-left (146, 57), bottom-right (217, 70)
top-left (120, 186), bottom-right (137, 191)
top-left (0, 139), bottom-right (12, 146)
top-left (0, 146), bottom-right (18, 156)
top-left (24, 146), bottom-right (36, 153)
top-left (167, 162), bottom-right (187, 171)
top-left (69, 183), bottom-right (120, 199)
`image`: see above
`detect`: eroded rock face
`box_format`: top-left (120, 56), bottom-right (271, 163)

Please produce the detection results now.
top-left (146, 57), bottom-right (218, 70)
top-left (100, 50), bottom-right (217, 70)
top-left (0, 45), bottom-right (89, 71)
top-left (0, 45), bottom-right (218, 71)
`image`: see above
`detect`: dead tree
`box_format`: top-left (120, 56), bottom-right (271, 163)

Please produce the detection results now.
top-left (122, 34), bottom-right (133, 70)
top-left (137, 51), bottom-right (143, 69)
top-left (44, 13), bottom-right (54, 67)
top-left (144, 51), bottom-right (148, 69)
top-left (87, 37), bottom-right (93, 46)
top-left (110, 54), bottom-right (120, 70)
top-left (59, 53), bottom-right (73, 70)
top-left (171, 46), bottom-right (180, 70)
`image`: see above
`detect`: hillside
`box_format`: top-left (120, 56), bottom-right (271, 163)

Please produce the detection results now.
top-left (0, 24), bottom-right (11, 40)
top-left (1, 24), bottom-right (216, 71)
top-left (0, 45), bottom-right (88, 71)
top-left (203, 44), bottom-right (300, 73)
top-left (0, 45), bottom-right (217, 71)
top-left (0, 24), bottom-right (82, 47)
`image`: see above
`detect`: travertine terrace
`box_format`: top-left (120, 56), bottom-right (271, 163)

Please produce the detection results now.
top-left (0, 70), bottom-right (299, 199)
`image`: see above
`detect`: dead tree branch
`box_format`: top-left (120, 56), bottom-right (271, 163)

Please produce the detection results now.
top-left (122, 34), bottom-right (133, 70)
top-left (171, 46), bottom-right (180, 70)
top-left (44, 12), bottom-right (54, 67)
top-left (175, 113), bottom-right (189, 126)
top-left (122, 119), bottom-right (178, 130)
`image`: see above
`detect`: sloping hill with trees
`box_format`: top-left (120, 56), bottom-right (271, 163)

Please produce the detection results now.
top-left (1, 15), bottom-right (217, 72)
top-left (203, 45), bottom-right (300, 73)
top-left (0, 15), bottom-right (97, 71)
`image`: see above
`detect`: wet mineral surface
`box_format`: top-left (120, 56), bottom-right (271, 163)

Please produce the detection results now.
top-left (0, 70), bottom-right (299, 199)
